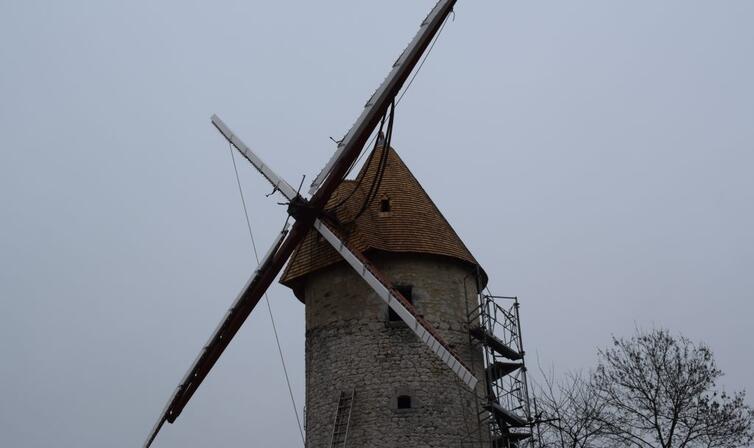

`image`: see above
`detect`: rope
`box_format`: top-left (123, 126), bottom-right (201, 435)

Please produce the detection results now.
top-left (227, 143), bottom-right (306, 447)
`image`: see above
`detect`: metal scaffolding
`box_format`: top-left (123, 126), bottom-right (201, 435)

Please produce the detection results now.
top-left (468, 293), bottom-right (534, 448)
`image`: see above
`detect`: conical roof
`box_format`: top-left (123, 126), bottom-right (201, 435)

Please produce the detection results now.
top-left (280, 144), bottom-right (487, 301)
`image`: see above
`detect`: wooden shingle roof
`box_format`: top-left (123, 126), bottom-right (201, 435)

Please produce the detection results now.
top-left (280, 144), bottom-right (487, 301)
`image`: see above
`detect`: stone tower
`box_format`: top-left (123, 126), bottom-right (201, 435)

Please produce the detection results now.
top-left (281, 144), bottom-right (489, 447)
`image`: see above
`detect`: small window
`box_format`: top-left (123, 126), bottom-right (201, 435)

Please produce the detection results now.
top-left (397, 395), bottom-right (412, 409)
top-left (379, 197), bottom-right (392, 216)
top-left (388, 285), bottom-right (413, 322)
top-left (396, 285), bottom-right (412, 301)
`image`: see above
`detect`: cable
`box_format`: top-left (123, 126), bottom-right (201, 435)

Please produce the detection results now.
top-left (396, 11), bottom-right (451, 106)
top-left (227, 143), bottom-right (306, 447)
top-left (334, 11), bottom-right (452, 184)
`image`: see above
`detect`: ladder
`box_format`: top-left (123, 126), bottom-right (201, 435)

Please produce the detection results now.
top-left (329, 389), bottom-right (355, 448)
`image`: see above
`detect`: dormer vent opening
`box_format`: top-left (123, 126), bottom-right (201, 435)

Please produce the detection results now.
top-left (379, 197), bottom-right (392, 216)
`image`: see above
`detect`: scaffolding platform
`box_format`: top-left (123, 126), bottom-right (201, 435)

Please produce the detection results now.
top-left (470, 327), bottom-right (522, 360)
top-left (493, 431), bottom-right (533, 448)
top-left (486, 362), bottom-right (523, 382)
top-left (486, 401), bottom-right (528, 428)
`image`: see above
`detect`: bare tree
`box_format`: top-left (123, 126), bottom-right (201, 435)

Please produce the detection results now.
top-left (592, 328), bottom-right (753, 448)
top-left (533, 366), bottom-right (611, 448)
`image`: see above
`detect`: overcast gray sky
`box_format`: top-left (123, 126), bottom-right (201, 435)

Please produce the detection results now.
top-left (1, 1), bottom-right (753, 447)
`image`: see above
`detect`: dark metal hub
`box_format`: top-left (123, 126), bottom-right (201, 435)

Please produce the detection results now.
top-left (287, 196), bottom-right (318, 223)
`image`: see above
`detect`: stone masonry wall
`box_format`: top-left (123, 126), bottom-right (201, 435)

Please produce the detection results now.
top-left (303, 253), bottom-right (488, 448)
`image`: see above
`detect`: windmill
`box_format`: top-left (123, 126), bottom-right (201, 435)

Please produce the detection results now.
top-left (145, 1), bottom-right (535, 447)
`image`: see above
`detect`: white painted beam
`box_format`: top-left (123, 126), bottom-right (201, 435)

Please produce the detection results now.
top-left (313, 219), bottom-right (478, 390)
top-left (211, 114), bottom-right (299, 201)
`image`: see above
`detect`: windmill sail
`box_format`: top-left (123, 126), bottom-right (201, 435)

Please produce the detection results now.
top-left (145, 1), bottom-right (460, 445)
top-left (214, 118), bottom-right (479, 387)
